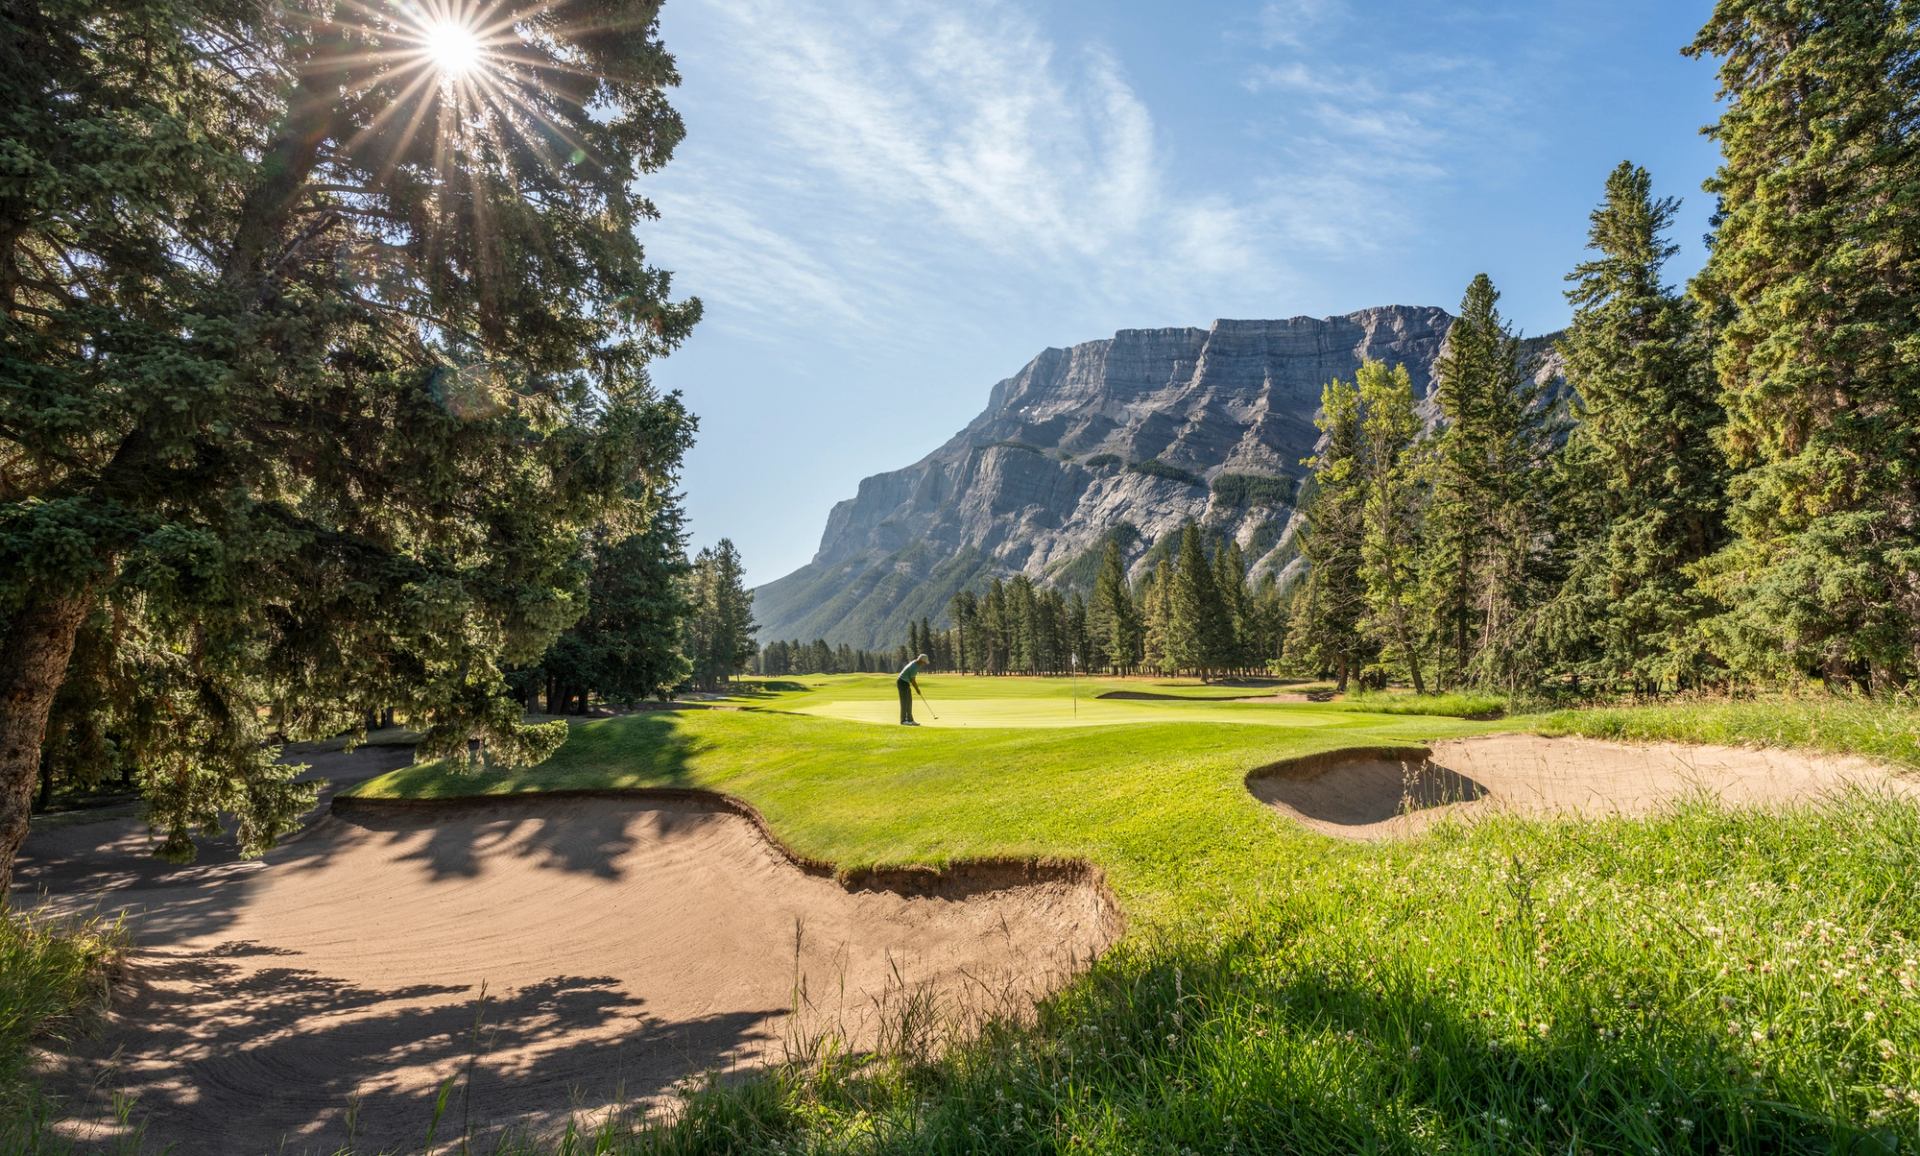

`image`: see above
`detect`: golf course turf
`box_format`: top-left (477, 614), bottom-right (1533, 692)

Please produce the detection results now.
top-left (52, 675), bottom-right (1920, 1153)
top-left (348, 675), bottom-right (1504, 923)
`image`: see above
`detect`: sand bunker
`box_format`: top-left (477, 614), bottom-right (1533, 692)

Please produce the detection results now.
top-left (1250, 734), bottom-right (1918, 840)
top-left (33, 792), bottom-right (1117, 1155)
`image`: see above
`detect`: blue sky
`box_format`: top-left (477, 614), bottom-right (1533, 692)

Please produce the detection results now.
top-left (640, 0), bottom-right (1723, 588)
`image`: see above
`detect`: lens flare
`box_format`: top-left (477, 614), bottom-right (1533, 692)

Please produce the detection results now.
top-left (423, 18), bottom-right (482, 76)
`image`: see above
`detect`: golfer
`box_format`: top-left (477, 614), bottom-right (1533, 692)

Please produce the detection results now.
top-left (896, 653), bottom-right (929, 726)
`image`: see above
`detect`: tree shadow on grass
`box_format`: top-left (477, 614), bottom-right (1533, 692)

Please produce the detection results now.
top-left (47, 942), bottom-right (787, 1156)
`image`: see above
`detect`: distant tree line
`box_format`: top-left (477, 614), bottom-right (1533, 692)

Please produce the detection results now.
top-left (889, 531), bottom-right (1287, 680)
top-left (756, 639), bottom-right (911, 677)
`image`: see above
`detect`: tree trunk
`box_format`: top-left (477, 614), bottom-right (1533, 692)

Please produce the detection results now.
top-left (0, 590), bottom-right (93, 898)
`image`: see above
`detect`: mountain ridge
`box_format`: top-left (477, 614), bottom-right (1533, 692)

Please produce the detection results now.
top-left (756, 305), bottom-right (1557, 649)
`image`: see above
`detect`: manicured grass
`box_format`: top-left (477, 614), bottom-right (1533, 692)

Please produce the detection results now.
top-left (347, 677), bottom-right (1920, 1152)
top-left (354, 681), bottom-right (1495, 921)
top-left (1529, 695), bottom-right (1920, 770)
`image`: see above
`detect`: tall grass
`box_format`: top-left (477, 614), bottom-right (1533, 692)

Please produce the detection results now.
top-left (1341, 690), bottom-right (1509, 720)
top-left (1532, 695), bottom-right (1920, 769)
top-left (0, 909), bottom-right (124, 1148)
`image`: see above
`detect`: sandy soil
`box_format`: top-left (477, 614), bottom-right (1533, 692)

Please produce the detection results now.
top-left (25, 787), bottom-right (1115, 1155)
top-left (1250, 734), bottom-right (1919, 840)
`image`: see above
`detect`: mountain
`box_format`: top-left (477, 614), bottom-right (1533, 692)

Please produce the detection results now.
top-left (755, 305), bottom-right (1558, 650)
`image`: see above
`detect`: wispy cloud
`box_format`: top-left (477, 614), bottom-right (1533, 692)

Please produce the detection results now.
top-left (1257, 0), bottom-right (1347, 49)
top-left (1237, 17), bottom-right (1525, 259)
top-left (647, 0), bottom-right (1284, 344)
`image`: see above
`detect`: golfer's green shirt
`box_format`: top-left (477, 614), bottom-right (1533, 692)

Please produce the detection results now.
top-left (896, 659), bottom-right (921, 686)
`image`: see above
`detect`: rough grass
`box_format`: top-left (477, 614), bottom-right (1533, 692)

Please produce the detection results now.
top-left (342, 677), bottom-right (1920, 1152)
top-left (0, 910), bottom-right (122, 1125)
top-left (598, 796), bottom-right (1920, 1155)
top-left (1530, 695), bottom-right (1920, 770)
top-left (1341, 690), bottom-right (1509, 720)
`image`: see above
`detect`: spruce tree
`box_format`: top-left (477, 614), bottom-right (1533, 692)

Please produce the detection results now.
top-left (1543, 162), bottom-right (1724, 690)
top-left (1687, 3), bottom-right (1920, 689)
top-left (1067, 592), bottom-right (1089, 671)
top-left (1141, 566), bottom-right (1173, 675)
top-left (1418, 274), bottom-right (1551, 689)
top-left (948, 591), bottom-right (978, 674)
top-left (1167, 523), bottom-right (1231, 679)
top-left (535, 496), bottom-right (694, 708)
top-left (1214, 540), bottom-right (1251, 675)
top-left (981, 580), bottom-right (1010, 674)
top-left (1297, 377), bottom-right (1371, 689)
top-left (687, 540), bottom-right (757, 690)
top-left (1088, 539), bottom-right (1139, 674)
top-left (0, 0), bottom-right (697, 880)
top-left (1354, 361), bottom-right (1428, 692)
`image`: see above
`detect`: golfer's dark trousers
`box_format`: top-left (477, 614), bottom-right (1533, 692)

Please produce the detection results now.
top-left (897, 680), bottom-right (913, 723)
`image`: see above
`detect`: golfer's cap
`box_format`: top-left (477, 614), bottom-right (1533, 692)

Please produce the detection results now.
top-left (917, 653), bottom-right (930, 662)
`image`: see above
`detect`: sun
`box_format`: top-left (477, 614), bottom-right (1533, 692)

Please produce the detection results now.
top-left (422, 17), bottom-right (484, 77)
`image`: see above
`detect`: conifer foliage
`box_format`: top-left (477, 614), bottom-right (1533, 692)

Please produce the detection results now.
top-left (687, 540), bottom-right (757, 690)
top-left (0, 0), bottom-right (698, 883)
top-left (1686, 1), bottom-right (1920, 689)
top-left (1542, 162), bottom-right (1725, 690)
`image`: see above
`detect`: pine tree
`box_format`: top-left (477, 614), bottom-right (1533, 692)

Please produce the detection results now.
top-left (1141, 566), bottom-right (1173, 675)
top-left (0, 0), bottom-right (698, 881)
top-left (1542, 162), bottom-right (1724, 690)
top-left (687, 540), bottom-right (757, 690)
top-left (1167, 523), bottom-right (1231, 679)
top-left (1213, 540), bottom-right (1251, 675)
top-left (1087, 539), bottom-right (1139, 674)
top-left (1296, 377), bottom-right (1371, 689)
top-left (1355, 361), bottom-right (1429, 692)
top-left (1686, 3), bottom-right (1920, 689)
top-left (1418, 274), bottom-right (1552, 689)
top-left (534, 497), bottom-right (694, 709)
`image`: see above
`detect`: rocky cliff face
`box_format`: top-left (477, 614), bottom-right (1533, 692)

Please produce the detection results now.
top-left (756, 305), bottom-right (1554, 649)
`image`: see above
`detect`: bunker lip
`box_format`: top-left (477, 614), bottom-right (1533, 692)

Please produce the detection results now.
top-left (332, 787), bottom-right (1124, 913)
top-left (42, 791), bottom-right (1121, 1155)
top-left (1248, 735), bottom-right (1917, 841)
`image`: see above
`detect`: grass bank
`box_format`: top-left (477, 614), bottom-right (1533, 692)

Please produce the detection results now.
top-left (344, 677), bottom-right (1920, 1152)
top-left (1531, 695), bottom-right (1920, 770)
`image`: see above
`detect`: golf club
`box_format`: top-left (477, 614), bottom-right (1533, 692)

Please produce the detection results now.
top-left (914, 682), bottom-right (939, 720)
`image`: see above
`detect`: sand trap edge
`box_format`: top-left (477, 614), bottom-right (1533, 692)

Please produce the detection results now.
top-left (331, 787), bottom-right (1126, 940)
top-left (1243, 745), bottom-right (1431, 788)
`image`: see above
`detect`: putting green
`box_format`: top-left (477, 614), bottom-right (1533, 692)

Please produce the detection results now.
top-left (724, 674), bottom-right (1353, 729)
top-left (795, 692), bottom-right (1347, 729)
